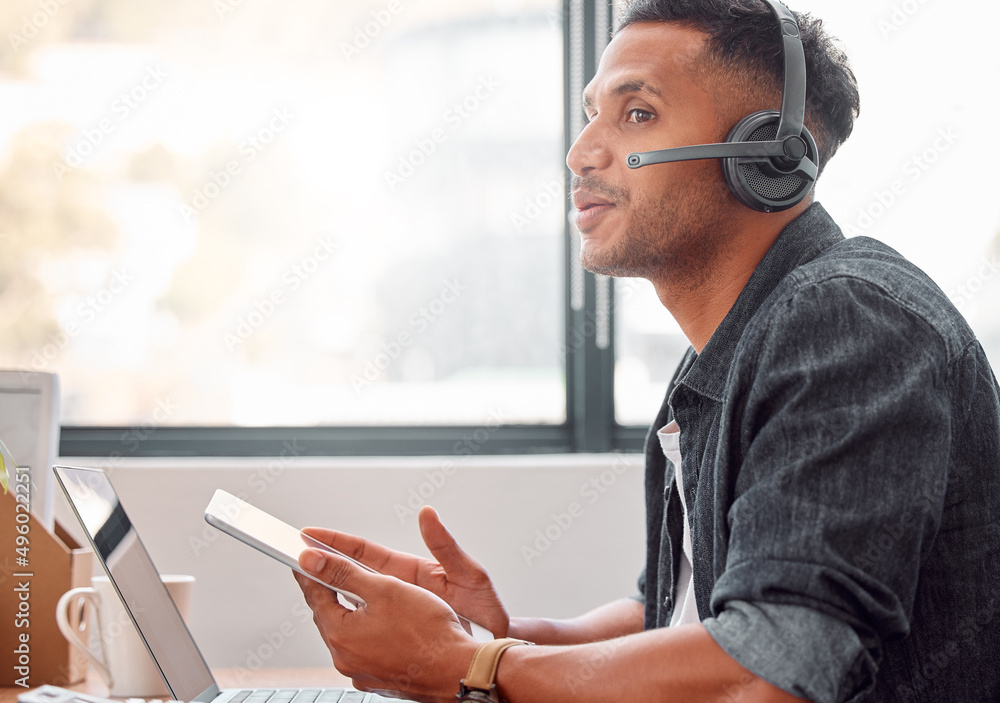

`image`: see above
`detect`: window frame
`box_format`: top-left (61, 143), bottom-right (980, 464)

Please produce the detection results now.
top-left (58, 0), bottom-right (649, 459)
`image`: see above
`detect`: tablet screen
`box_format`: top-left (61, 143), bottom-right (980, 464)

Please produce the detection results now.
top-left (205, 490), bottom-right (374, 571)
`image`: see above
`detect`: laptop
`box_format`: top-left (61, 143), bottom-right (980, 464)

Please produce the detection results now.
top-left (52, 465), bottom-right (404, 703)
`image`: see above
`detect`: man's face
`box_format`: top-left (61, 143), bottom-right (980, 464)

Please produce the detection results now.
top-left (567, 22), bottom-right (739, 283)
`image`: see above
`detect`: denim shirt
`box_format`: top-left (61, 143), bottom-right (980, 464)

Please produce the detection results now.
top-left (637, 202), bottom-right (1000, 702)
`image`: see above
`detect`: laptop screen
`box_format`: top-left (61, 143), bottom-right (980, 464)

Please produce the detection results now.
top-left (54, 466), bottom-right (219, 703)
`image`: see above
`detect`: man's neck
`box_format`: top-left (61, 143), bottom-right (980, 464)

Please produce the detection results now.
top-left (653, 201), bottom-right (811, 353)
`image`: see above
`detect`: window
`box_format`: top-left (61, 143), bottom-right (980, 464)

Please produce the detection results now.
top-left (2, 0), bottom-right (579, 455)
top-left (3, 0), bottom-right (998, 457)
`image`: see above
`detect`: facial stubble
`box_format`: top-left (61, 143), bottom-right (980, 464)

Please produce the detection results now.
top-left (578, 165), bottom-right (737, 291)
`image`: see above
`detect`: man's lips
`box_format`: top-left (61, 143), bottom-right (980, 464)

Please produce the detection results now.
top-left (572, 190), bottom-right (614, 211)
top-left (572, 190), bottom-right (616, 231)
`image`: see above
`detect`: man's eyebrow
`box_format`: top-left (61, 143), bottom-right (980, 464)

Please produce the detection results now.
top-left (581, 80), bottom-right (664, 110)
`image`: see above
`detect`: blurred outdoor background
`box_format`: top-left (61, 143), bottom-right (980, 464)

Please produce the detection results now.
top-left (1, 0), bottom-right (998, 430)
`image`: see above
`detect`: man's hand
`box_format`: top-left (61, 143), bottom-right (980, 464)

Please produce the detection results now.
top-left (295, 546), bottom-right (479, 703)
top-left (294, 518), bottom-right (809, 703)
top-left (301, 505), bottom-right (510, 637)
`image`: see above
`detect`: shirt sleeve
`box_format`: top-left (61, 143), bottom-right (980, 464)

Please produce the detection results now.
top-left (702, 276), bottom-right (954, 703)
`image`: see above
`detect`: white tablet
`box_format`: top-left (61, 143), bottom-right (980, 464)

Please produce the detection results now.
top-left (204, 490), bottom-right (494, 641)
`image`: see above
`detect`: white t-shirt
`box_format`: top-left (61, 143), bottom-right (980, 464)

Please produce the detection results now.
top-left (657, 420), bottom-right (699, 626)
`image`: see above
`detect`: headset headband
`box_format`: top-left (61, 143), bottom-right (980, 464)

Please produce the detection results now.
top-left (767, 0), bottom-right (806, 141)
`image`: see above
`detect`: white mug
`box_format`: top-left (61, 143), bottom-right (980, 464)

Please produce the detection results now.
top-left (56, 574), bottom-right (194, 697)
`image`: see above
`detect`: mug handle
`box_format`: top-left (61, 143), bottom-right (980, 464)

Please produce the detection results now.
top-left (56, 587), bottom-right (113, 688)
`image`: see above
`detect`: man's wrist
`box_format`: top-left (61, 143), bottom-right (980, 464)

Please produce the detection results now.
top-left (506, 617), bottom-right (561, 645)
top-left (505, 618), bottom-right (527, 641)
top-left (456, 638), bottom-right (533, 702)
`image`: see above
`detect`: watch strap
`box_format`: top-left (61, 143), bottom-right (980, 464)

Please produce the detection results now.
top-left (462, 637), bottom-right (530, 692)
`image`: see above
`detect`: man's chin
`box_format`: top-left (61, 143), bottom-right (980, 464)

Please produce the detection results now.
top-left (580, 249), bottom-right (643, 279)
top-left (579, 243), bottom-right (609, 275)
top-left (578, 224), bottom-right (653, 279)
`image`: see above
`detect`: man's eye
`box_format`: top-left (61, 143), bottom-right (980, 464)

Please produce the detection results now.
top-left (627, 108), bottom-right (654, 124)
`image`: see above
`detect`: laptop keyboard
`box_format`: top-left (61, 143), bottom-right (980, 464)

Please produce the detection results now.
top-left (227, 689), bottom-right (392, 703)
top-left (15, 686), bottom-right (401, 703)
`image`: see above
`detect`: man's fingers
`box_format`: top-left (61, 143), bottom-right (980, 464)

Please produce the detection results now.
top-left (302, 526), bottom-right (421, 582)
top-left (301, 527), bottom-right (380, 566)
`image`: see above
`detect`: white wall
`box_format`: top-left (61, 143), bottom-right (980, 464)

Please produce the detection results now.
top-left (53, 453), bottom-right (645, 669)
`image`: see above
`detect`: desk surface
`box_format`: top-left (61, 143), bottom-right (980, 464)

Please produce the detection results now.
top-left (0, 669), bottom-right (351, 703)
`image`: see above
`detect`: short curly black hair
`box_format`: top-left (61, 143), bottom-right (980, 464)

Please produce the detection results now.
top-left (616, 0), bottom-right (860, 176)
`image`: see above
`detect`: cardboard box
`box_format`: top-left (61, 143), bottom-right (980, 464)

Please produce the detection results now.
top-left (1, 482), bottom-right (92, 687)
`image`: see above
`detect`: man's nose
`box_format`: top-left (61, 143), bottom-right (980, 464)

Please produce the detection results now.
top-left (566, 120), bottom-right (612, 177)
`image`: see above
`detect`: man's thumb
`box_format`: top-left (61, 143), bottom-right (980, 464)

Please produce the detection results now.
top-left (300, 548), bottom-right (328, 574)
top-left (418, 506), bottom-right (475, 573)
top-left (299, 549), bottom-right (369, 606)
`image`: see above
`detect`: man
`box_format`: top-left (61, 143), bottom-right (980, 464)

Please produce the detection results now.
top-left (294, 1), bottom-right (1000, 701)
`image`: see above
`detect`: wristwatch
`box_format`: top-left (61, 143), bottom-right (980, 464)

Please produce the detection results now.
top-left (456, 637), bottom-right (532, 703)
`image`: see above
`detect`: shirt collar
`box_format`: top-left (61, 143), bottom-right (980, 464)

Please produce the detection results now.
top-left (675, 201), bottom-right (845, 403)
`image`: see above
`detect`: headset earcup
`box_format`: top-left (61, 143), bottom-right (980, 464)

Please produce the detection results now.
top-left (721, 110), bottom-right (818, 213)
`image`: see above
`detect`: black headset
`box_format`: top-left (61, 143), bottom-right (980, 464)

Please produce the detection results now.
top-left (626, 0), bottom-right (817, 213)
